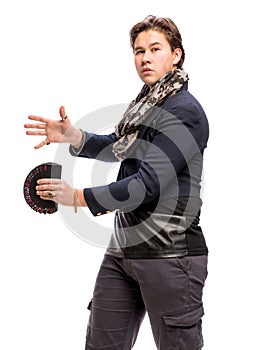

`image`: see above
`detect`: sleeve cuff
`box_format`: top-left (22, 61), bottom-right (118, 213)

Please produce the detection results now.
top-left (83, 187), bottom-right (116, 217)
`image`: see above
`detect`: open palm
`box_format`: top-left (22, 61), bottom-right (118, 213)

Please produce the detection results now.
top-left (24, 105), bottom-right (76, 149)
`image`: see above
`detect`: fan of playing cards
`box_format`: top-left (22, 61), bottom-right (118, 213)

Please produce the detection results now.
top-left (23, 162), bottom-right (62, 214)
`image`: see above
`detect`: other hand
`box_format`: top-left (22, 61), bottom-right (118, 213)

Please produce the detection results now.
top-left (36, 178), bottom-right (74, 206)
top-left (24, 106), bottom-right (81, 149)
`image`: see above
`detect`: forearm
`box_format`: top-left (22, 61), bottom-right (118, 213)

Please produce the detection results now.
top-left (69, 131), bottom-right (119, 162)
top-left (83, 174), bottom-right (153, 216)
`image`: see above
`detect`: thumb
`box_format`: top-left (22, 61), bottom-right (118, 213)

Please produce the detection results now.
top-left (59, 105), bottom-right (67, 120)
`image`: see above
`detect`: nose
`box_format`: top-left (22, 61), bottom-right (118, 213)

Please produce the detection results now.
top-left (141, 50), bottom-right (151, 65)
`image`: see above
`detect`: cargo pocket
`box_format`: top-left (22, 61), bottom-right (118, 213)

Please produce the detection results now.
top-left (162, 304), bottom-right (204, 350)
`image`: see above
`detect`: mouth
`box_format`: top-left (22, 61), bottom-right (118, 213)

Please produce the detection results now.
top-left (142, 68), bottom-right (153, 74)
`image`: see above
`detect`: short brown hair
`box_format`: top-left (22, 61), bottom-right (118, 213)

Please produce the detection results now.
top-left (129, 15), bottom-right (185, 68)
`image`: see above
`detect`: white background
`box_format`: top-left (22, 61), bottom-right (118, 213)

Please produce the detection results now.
top-left (0, 0), bottom-right (256, 349)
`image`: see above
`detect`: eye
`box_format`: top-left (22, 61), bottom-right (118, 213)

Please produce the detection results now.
top-left (152, 47), bottom-right (160, 52)
top-left (135, 50), bottom-right (144, 55)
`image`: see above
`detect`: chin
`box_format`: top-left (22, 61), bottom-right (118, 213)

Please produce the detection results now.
top-left (142, 77), bottom-right (158, 88)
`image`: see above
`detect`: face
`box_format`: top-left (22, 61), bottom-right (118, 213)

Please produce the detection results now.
top-left (134, 30), bottom-right (182, 88)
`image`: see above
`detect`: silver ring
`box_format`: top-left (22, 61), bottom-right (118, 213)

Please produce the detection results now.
top-left (62, 115), bottom-right (68, 121)
top-left (45, 139), bottom-right (50, 145)
top-left (48, 192), bottom-right (53, 196)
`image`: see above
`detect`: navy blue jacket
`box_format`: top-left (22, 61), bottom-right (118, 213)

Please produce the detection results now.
top-left (70, 82), bottom-right (209, 258)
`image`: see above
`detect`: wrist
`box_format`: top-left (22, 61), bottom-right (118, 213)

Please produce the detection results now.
top-left (70, 129), bottom-right (83, 147)
top-left (76, 189), bottom-right (87, 207)
top-left (73, 189), bottom-right (87, 213)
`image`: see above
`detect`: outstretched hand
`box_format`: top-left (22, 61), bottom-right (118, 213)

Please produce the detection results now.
top-left (24, 106), bottom-right (78, 149)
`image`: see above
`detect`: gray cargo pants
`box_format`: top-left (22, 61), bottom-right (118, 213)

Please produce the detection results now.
top-left (85, 254), bottom-right (208, 350)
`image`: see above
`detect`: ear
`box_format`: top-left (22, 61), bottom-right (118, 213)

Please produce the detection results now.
top-left (172, 48), bottom-right (182, 66)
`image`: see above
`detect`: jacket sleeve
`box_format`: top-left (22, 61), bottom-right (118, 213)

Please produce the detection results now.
top-left (83, 103), bottom-right (206, 216)
top-left (69, 131), bottom-right (119, 162)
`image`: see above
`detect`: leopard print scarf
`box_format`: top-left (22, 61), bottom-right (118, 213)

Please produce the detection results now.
top-left (112, 68), bottom-right (189, 161)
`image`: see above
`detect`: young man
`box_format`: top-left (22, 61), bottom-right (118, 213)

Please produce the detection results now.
top-left (25, 15), bottom-right (209, 350)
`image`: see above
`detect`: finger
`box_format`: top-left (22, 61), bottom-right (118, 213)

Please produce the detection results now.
top-left (59, 105), bottom-right (66, 119)
top-left (25, 130), bottom-right (47, 136)
top-left (27, 115), bottom-right (50, 123)
top-left (37, 178), bottom-right (61, 185)
top-left (36, 188), bottom-right (57, 195)
top-left (36, 184), bottom-right (52, 191)
top-left (38, 194), bottom-right (55, 202)
top-left (36, 185), bottom-right (60, 192)
top-left (34, 140), bottom-right (47, 149)
top-left (24, 123), bottom-right (46, 129)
